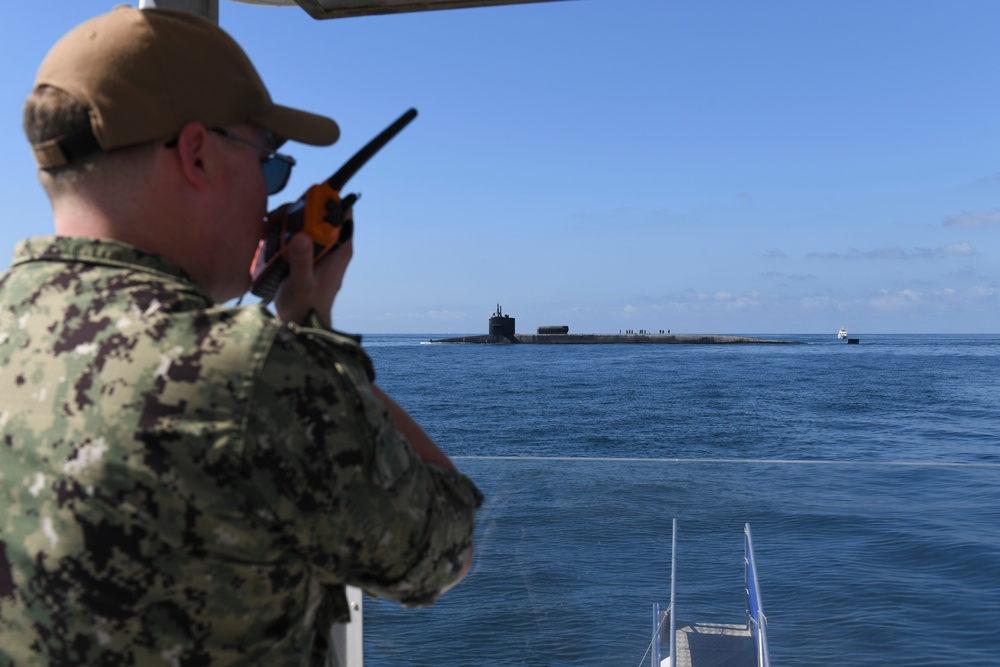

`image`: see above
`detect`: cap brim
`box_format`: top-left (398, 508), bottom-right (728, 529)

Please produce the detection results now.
top-left (253, 104), bottom-right (340, 147)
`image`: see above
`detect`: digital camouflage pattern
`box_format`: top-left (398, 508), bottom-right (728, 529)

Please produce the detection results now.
top-left (0, 236), bottom-right (482, 666)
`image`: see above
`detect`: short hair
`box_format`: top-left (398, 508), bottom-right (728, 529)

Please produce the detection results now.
top-left (24, 85), bottom-right (95, 176)
top-left (24, 85), bottom-right (158, 196)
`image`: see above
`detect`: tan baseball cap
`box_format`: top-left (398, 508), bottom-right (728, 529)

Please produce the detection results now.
top-left (29, 6), bottom-right (339, 169)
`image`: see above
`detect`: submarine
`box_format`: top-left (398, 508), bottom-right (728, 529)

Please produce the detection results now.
top-left (430, 305), bottom-right (800, 344)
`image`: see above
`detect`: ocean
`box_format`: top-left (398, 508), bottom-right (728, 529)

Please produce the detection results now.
top-left (357, 333), bottom-right (1000, 666)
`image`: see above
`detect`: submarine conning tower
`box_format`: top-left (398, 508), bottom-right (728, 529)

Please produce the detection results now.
top-left (489, 304), bottom-right (516, 341)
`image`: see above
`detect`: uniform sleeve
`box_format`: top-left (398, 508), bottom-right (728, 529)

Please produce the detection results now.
top-left (244, 324), bottom-right (482, 606)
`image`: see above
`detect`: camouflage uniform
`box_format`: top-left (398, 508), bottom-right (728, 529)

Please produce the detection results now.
top-left (0, 236), bottom-right (482, 666)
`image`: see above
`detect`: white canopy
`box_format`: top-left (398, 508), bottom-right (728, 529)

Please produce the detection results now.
top-left (140, 0), bottom-right (567, 21)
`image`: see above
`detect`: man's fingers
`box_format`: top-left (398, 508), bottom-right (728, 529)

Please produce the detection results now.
top-left (286, 234), bottom-right (314, 285)
top-left (274, 232), bottom-right (351, 327)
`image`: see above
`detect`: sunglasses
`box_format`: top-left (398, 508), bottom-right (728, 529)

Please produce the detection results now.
top-left (165, 128), bottom-right (296, 195)
top-left (209, 128), bottom-right (296, 195)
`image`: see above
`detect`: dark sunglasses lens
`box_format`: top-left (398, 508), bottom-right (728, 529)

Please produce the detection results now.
top-left (262, 158), bottom-right (292, 195)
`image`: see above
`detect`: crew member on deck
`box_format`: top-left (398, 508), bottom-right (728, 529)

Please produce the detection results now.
top-left (0, 7), bottom-right (481, 664)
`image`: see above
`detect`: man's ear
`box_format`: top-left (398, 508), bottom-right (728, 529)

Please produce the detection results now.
top-left (173, 121), bottom-right (212, 192)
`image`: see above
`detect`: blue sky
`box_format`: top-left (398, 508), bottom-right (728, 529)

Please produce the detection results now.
top-left (2, 1), bottom-right (999, 334)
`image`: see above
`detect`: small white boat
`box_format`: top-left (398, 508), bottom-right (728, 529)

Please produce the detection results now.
top-left (838, 326), bottom-right (848, 339)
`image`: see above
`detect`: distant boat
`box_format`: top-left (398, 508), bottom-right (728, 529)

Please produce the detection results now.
top-left (838, 326), bottom-right (848, 339)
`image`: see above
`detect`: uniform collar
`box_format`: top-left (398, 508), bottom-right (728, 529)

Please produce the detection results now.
top-left (11, 236), bottom-right (209, 299)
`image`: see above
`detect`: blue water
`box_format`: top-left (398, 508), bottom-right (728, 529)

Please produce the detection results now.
top-left (359, 334), bottom-right (1000, 666)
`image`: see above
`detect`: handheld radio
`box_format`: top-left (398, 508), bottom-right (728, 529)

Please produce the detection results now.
top-left (250, 107), bottom-right (418, 302)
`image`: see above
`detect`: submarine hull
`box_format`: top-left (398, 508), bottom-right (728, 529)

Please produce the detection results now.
top-left (435, 306), bottom-right (801, 344)
top-left (430, 333), bottom-right (799, 344)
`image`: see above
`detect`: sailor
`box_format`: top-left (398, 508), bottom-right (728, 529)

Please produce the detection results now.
top-left (0, 7), bottom-right (480, 664)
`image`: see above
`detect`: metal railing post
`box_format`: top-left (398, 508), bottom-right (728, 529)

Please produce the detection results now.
top-left (668, 518), bottom-right (676, 667)
top-left (744, 524), bottom-right (769, 667)
top-left (331, 585), bottom-right (364, 667)
top-left (651, 602), bottom-right (660, 667)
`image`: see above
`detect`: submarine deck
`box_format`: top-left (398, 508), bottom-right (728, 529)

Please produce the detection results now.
top-left (430, 333), bottom-right (799, 344)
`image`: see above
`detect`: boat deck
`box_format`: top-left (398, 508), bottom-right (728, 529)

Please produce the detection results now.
top-left (672, 621), bottom-right (756, 667)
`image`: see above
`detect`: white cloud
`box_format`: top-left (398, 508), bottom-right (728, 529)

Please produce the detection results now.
top-left (724, 294), bottom-right (761, 310)
top-left (937, 242), bottom-right (974, 256)
top-left (943, 210), bottom-right (1000, 228)
top-left (870, 289), bottom-right (923, 311)
top-left (799, 296), bottom-right (838, 310)
top-left (806, 250), bottom-right (846, 259)
top-left (807, 244), bottom-right (974, 260)
top-left (761, 271), bottom-right (817, 281)
top-left (867, 247), bottom-right (912, 260)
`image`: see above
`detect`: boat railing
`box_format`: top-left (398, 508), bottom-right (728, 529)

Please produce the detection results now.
top-left (650, 602), bottom-right (665, 667)
top-left (668, 518), bottom-right (677, 667)
top-left (744, 523), bottom-right (770, 667)
top-left (650, 519), bottom-right (677, 667)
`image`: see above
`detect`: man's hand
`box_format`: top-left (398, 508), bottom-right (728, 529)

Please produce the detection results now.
top-left (273, 215), bottom-right (353, 328)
